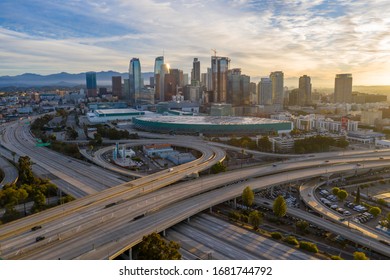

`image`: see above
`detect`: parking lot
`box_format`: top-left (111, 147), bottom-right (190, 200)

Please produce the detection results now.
top-left (316, 187), bottom-right (379, 227)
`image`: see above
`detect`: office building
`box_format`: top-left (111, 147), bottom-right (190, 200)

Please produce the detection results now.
top-left (207, 68), bottom-right (212, 91)
top-left (289, 89), bottom-right (299, 106)
top-left (123, 78), bottom-right (130, 100)
top-left (298, 75), bottom-right (312, 106)
top-left (334, 74), bottom-right (352, 103)
top-left (183, 73), bottom-right (189, 86)
top-left (170, 68), bottom-right (184, 88)
top-left (191, 58), bottom-right (201, 84)
top-left (227, 68), bottom-right (241, 105)
top-left (211, 56), bottom-right (230, 103)
top-left (258, 78), bottom-right (272, 105)
top-left (270, 71), bottom-right (284, 105)
top-left (154, 56), bottom-right (164, 97)
top-left (86, 71), bottom-right (97, 97)
top-left (159, 63), bottom-right (170, 101)
top-left (112, 76), bottom-right (122, 98)
top-left (129, 58), bottom-right (142, 105)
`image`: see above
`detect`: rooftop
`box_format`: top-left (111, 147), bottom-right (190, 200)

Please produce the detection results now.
top-left (135, 115), bottom-right (291, 125)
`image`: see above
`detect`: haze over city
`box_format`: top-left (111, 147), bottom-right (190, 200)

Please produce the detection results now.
top-left (1, 0), bottom-right (390, 87)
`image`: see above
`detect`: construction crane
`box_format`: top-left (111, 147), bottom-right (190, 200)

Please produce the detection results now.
top-left (211, 49), bottom-right (217, 57)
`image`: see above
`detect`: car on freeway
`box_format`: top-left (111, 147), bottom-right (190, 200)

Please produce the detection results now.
top-left (35, 236), bottom-right (45, 242)
top-left (31, 225), bottom-right (42, 231)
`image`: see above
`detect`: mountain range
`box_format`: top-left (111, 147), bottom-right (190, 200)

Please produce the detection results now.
top-left (0, 71), bottom-right (154, 87)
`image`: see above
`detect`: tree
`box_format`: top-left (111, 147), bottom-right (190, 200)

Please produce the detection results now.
top-left (337, 190), bottom-right (348, 201)
top-left (296, 220), bottom-right (309, 233)
top-left (387, 213), bottom-right (390, 228)
top-left (228, 210), bottom-right (241, 221)
top-left (332, 187), bottom-right (340, 196)
top-left (242, 186), bottom-right (255, 209)
top-left (330, 255), bottom-right (344, 260)
top-left (353, 251), bottom-right (369, 260)
top-left (355, 187), bottom-right (361, 204)
top-left (137, 232), bottom-right (181, 260)
top-left (257, 136), bottom-right (272, 152)
top-left (211, 162), bottom-right (226, 174)
top-left (66, 127), bottom-right (78, 140)
top-left (369, 207), bottom-right (381, 217)
top-left (273, 195), bottom-right (287, 219)
top-left (18, 156), bottom-right (34, 185)
top-left (248, 210), bottom-right (262, 229)
top-left (32, 191), bottom-right (46, 212)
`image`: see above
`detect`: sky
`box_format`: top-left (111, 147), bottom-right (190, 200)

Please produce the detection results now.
top-left (1, 0), bottom-right (390, 87)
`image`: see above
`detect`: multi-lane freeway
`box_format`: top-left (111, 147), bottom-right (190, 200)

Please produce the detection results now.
top-left (1, 119), bottom-right (390, 259)
top-left (0, 121), bottom-right (129, 197)
top-left (168, 214), bottom-right (318, 260)
top-left (1, 155), bottom-right (390, 259)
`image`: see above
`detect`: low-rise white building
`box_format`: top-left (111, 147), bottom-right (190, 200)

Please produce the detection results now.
top-left (375, 139), bottom-right (390, 148)
top-left (87, 108), bottom-right (145, 123)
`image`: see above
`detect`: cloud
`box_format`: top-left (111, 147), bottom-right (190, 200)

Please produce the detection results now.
top-left (0, 0), bottom-right (390, 86)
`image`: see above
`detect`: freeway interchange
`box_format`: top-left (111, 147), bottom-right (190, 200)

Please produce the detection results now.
top-left (0, 120), bottom-right (390, 259)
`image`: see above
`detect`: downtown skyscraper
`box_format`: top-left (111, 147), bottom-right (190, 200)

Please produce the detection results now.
top-left (334, 74), bottom-right (352, 103)
top-left (298, 75), bottom-right (312, 106)
top-left (112, 76), bottom-right (122, 98)
top-left (129, 58), bottom-right (142, 105)
top-left (258, 78), bottom-right (272, 105)
top-left (154, 56), bottom-right (164, 100)
top-left (191, 58), bottom-right (200, 84)
top-left (86, 71), bottom-right (97, 97)
top-left (211, 56), bottom-right (230, 103)
top-left (270, 71), bottom-right (284, 105)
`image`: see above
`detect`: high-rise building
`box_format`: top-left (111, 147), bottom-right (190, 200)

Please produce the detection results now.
top-left (298, 75), bottom-right (312, 106)
top-left (289, 89), bottom-right (299, 106)
top-left (183, 73), bottom-right (189, 86)
top-left (154, 56), bottom-right (164, 97)
top-left (123, 78), bottom-right (129, 99)
top-left (270, 71), bottom-right (284, 105)
top-left (170, 68), bottom-right (184, 88)
top-left (250, 82), bottom-right (257, 105)
top-left (201, 73), bottom-right (207, 88)
top-left (240, 75), bottom-right (251, 106)
top-left (206, 68), bottom-right (212, 91)
top-left (227, 68), bottom-right (241, 105)
top-left (86, 71), bottom-right (97, 97)
top-left (159, 63), bottom-right (170, 101)
top-left (211, 56), bottom-right (230, 103)
top-left (227, 69), bottom-right (251, 106)
top-left (163, 73), bottom-right (177, 101)
top-left (191, 58), bottom-right (201, 84)
top-left (258, 78), bottom-right (272, 105)
top-left (334, 74), bottom-right (352, 103)
top-left (129, 58), bottom-right (142, 105)
top-left (112, 76), bottom-right (122, 98)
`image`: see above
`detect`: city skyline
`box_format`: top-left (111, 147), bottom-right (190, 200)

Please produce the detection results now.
top-left (1, 0), bottom-right (390, 87)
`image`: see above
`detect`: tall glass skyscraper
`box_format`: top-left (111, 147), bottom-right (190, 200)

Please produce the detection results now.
top-left (129, 58), bottom-right (142, 105)
top-left (86, 71), bottom-right (97, 97)
top-left (159, 63), bottom-right (170, 101)
top-left (154, 56), bottom-right (164, 101)
top-left (211, 56), bottom-right (230, 103)
top-left (192, 58), bottom-right (200, 84)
